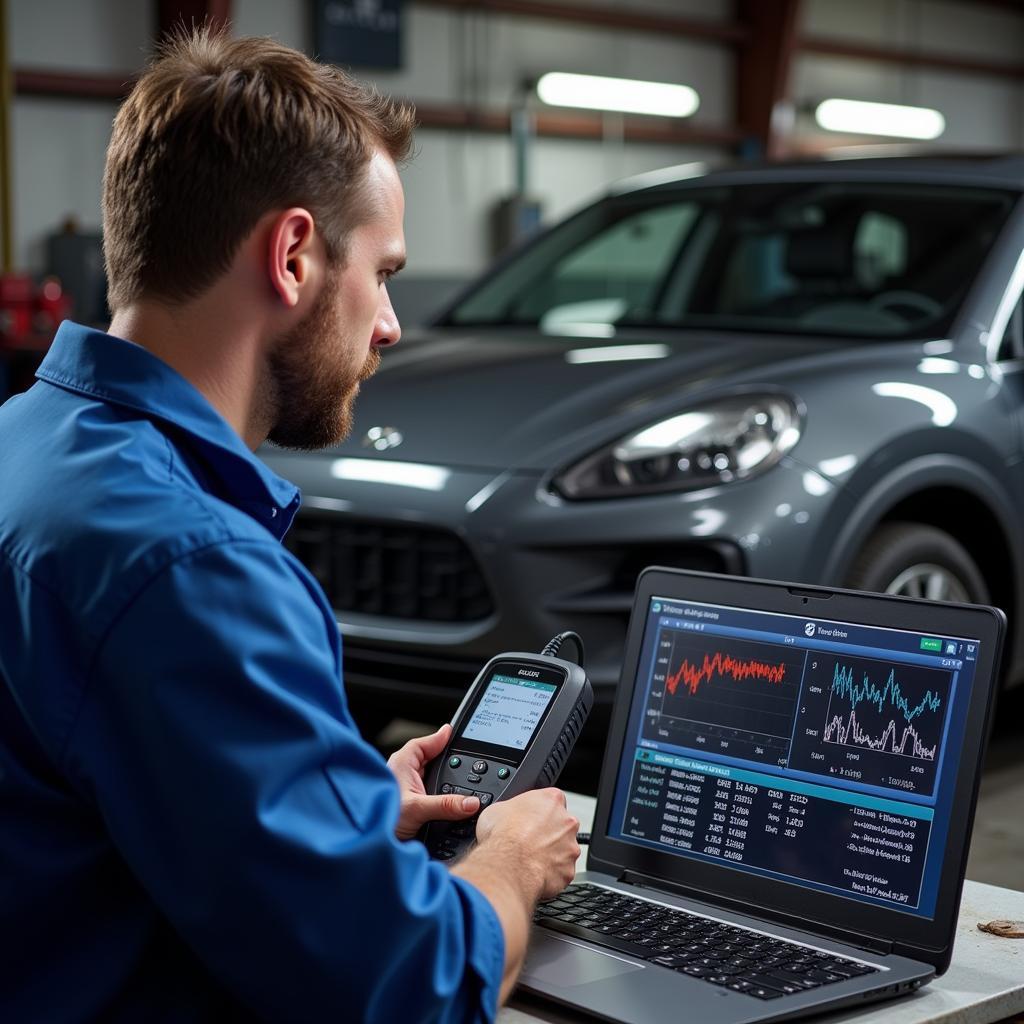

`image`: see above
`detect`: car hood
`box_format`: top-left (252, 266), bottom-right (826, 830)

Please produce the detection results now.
top-left (302, 328), bottom-right (847, 472)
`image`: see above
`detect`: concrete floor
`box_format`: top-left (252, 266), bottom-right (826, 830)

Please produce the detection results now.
top-left (377, 683), bottom-right (1024, 894)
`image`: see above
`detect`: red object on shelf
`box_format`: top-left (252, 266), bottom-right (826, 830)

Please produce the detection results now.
top-left (35, 277), bottom-right (73, 334)
top-left (0, 274), bottom-right (72, 398)
top-left (0, 273), bottom-right (35, 339)
top-left (0, 273), bottom-right (70, 351)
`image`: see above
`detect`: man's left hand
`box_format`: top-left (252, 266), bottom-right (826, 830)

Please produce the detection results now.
top-left (387, 723), bottom-right (480, 841)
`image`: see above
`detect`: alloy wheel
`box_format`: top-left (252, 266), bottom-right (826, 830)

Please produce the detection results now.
top-left (885, 562), bottom-right (971, 602)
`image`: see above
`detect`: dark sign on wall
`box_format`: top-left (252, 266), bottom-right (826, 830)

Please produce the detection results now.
top-left (313, 0), bottom-right (403, 69)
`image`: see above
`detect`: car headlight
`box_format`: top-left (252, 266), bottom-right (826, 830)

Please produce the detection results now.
top-left (554, 394), bottom-right (802, 500)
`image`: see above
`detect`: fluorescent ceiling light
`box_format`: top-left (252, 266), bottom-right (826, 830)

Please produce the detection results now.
top-left (814, 99), bottom-right (945, 140)
top-left (537, 72), bottom-right (699, 118)
top-left (330, 458), bottom-right (451, 491)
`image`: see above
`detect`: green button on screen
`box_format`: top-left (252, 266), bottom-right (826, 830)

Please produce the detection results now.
top-left (920, 637), bottom-right (943, 652)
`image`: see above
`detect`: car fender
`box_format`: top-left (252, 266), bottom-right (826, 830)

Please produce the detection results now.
top-left (809, 449), bottom-right (1023, 618)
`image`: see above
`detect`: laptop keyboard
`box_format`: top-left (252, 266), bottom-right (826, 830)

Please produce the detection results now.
top-left (534, 884), bottom-right (879, 1000)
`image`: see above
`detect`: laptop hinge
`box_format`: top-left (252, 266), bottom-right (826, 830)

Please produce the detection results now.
top-left (618, 871), bottom-right (894, 957)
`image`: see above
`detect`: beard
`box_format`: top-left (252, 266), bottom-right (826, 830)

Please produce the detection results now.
top-left (266, 279), bottom-right (381, 451)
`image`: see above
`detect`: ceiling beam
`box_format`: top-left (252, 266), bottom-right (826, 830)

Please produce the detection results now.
top-left (412, 102), bottom-right (743, 148)
top-left (14, 69), bottom-right (136, 102)
top-left (800, 36), bottom-right (1024, 80)
top-left (10, 73), bottom-right (742, 149)
top-left (416, 0), bottom-right (749, 46)
top-left (736, 0), bottom-right (801, 159)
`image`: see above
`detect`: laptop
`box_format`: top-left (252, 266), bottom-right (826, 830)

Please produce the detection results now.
top-left (519, 567), bottom-right (1004, 1023)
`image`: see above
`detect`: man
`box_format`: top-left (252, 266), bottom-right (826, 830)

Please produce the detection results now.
top-left (0, 28), bottom-right (579, 1023)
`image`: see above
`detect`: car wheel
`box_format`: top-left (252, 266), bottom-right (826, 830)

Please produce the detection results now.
top-left (843, 522), bottom-right (989, 604)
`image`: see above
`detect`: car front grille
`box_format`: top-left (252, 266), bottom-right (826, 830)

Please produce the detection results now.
top-left (284, 514), bottom-right (495, 623)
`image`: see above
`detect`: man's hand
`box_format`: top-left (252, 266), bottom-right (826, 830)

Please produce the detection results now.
top-left (387, 723), bottom-right (480, 840)
top-left (474, 788), bottom-right (580, 901)
top-left (453, 788), bottom-right (580, 1003)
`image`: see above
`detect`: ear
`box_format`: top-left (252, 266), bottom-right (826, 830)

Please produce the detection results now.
top-left (266, 208), bottom-right (321, 308)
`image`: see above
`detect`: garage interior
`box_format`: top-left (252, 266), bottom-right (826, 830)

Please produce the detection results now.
top-left (3, 0), bottom-right (1024, 1016)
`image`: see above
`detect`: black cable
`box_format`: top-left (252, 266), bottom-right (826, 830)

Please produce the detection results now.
top-left (544, 631), bottom-right (588, 847)
top-left (541, 631), bottom-right (585, 669)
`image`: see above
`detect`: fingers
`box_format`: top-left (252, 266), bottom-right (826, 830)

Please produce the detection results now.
top-left (415, 722), bottom-right (452, 760)
top-left (388, 723), bottom-right (452, 773)
top-left (410, 792), bottom-right (480, 829)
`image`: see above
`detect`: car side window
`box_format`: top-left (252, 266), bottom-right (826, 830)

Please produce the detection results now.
top-left (512, 203), bottom-right (699, 323)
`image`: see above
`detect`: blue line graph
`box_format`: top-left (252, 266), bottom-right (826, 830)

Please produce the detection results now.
top-left (787, 652), bottom-right (953, 796)
top-left (830, 663), bottom-right (942, 724)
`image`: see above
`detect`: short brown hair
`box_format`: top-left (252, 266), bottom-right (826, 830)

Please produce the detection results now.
top-left (102, 28), bottom-right (414, 310)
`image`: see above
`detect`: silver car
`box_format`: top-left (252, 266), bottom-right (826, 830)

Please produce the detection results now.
top-left (262, 155), bottom-right (1024, 738)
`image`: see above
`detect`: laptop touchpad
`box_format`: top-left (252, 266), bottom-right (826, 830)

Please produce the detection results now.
top-left (523, 933), bottom-right (646, 988)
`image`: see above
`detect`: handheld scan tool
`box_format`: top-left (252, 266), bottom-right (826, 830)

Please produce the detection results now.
top-left (422, 633), bottom-right (593, 860)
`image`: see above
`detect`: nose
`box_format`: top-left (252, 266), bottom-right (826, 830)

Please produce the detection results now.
top-left (371, 285), bottom-right (401, 349)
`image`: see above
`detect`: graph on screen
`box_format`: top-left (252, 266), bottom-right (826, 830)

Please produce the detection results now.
top-left (824, 662), bottom-right (941, 759)
top-left (666, 650), bottom-right (789, 696)
top-left (787, 653), bottom-right (953, 795)
top-left (642, 629), bottom-right (806, 767)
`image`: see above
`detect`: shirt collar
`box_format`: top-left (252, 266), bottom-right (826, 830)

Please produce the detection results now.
top-left (36, 321), bottom-right (301, 537)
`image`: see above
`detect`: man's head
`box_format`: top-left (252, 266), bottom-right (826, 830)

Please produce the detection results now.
top-left (103, 28), bottom-right (412, 309)
top-left (103, 29), bottom-right (413, 449)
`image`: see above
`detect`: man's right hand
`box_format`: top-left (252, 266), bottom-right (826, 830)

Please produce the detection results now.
top-left (474, 789), bottom-right (580, 902)
top-left (451, 788), bottom-right (580, 1004)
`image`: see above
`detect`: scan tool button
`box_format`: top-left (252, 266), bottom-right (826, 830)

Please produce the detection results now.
top-left (477, 792), bottom-right (494, 807)
top-left (496, 766), bottom-right (511, 780)
top-left (448, 756), bottom-right (462, 769)
top-left (453, 786), bottom-right (474, 797)
top-left (441, 784), bottom-right (453, 794)
top-left (467, 773), bottom-right (482, 783)
top-left (472, 760), bottom-right (488, 774)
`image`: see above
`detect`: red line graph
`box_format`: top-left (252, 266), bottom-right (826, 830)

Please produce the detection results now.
top-left (666, 651), bottom-right (789, 697)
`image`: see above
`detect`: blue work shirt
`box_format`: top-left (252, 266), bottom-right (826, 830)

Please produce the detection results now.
top-left (0, 321), bottom-right (504, 1022)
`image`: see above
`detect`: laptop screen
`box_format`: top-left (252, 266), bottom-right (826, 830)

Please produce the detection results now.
top-left (606, 594), bottom-right (982, 920)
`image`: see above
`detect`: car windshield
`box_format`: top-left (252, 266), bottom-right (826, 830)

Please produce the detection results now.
top-left (445, 180), bottom-right (1017, 340)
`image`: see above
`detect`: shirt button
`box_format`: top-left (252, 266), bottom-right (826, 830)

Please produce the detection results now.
top-left (270, 507), bottom-right (278, 518)
top-left (472, 760), bottom-right (488, 774)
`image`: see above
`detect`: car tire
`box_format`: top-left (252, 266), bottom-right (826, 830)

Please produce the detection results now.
top-left (843, 522), bottom-right (990, 604)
